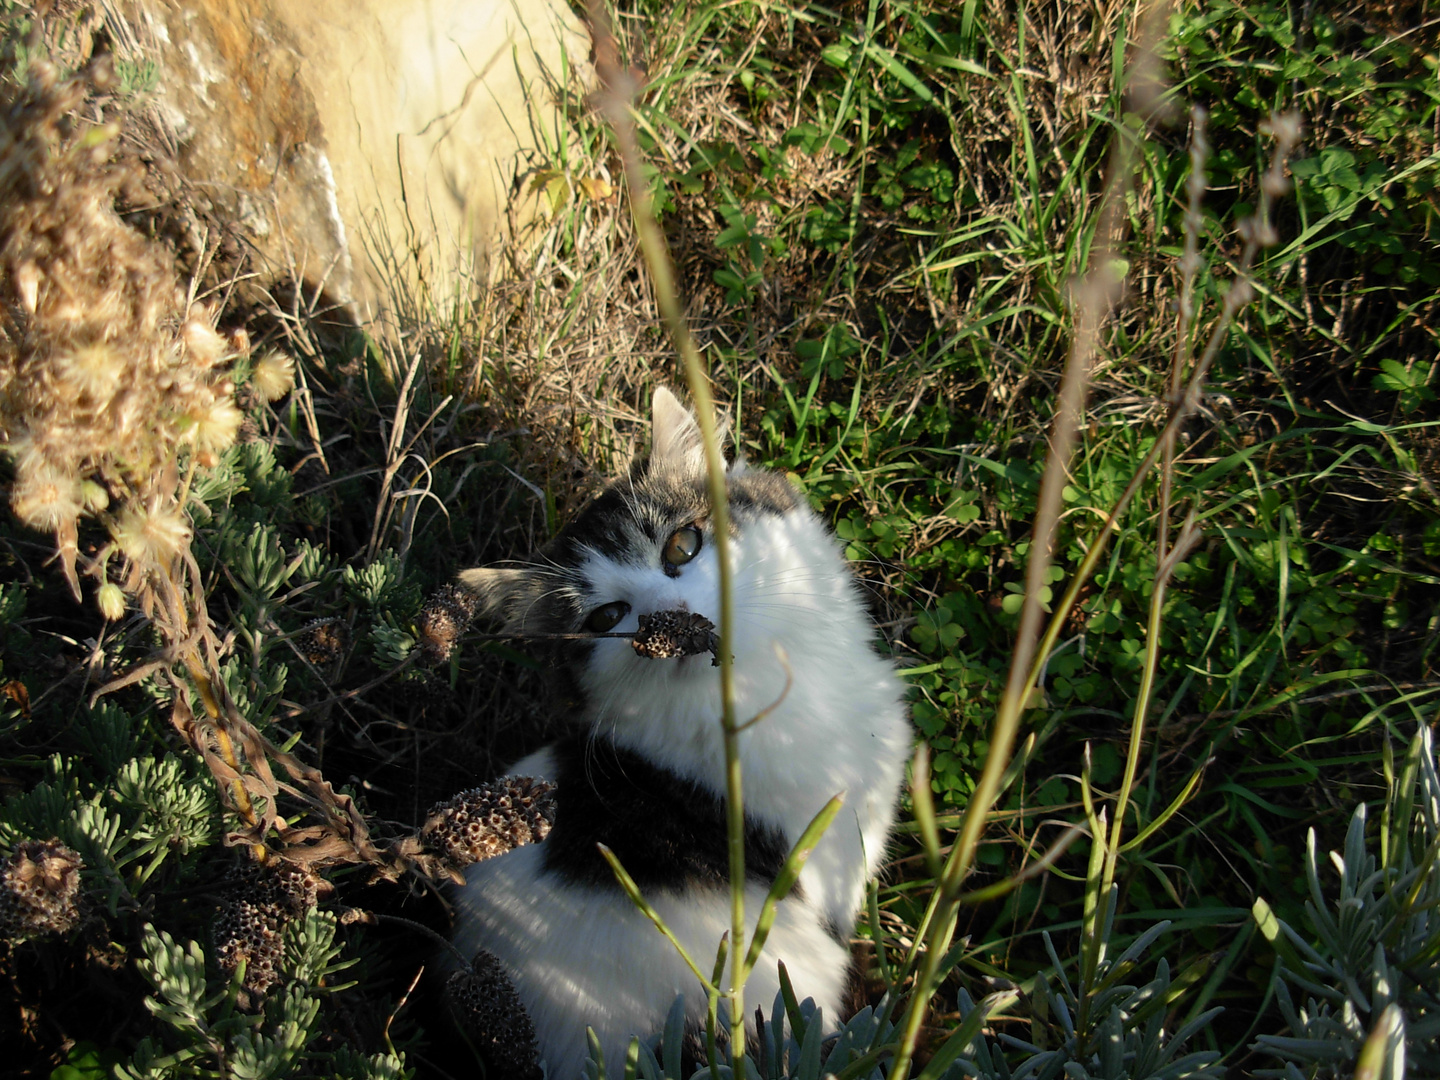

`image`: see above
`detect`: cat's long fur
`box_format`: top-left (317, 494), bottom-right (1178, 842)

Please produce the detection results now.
top-left (452, 388), bottom-right (912, 1076)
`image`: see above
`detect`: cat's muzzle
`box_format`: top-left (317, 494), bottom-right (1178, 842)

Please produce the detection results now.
top-left (632, 610), bottom-right (720, 665)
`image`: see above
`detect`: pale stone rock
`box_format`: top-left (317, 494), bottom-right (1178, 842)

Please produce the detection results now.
top-left (110, 0), bottom-right (590, 319)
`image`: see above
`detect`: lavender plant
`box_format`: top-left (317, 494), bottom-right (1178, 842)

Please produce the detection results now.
top-left (1251, 726), bottom-right (1440, 1079)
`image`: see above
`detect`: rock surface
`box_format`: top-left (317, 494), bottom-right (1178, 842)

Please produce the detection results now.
top-left (110, 0), bottom-right (589, 318)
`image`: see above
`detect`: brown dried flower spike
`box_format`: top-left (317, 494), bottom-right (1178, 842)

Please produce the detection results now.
top-left (417, 583), bottom-right (481, 665)
top-left (446, 949), bottom-right (542, 1080)
top-left (632, 609), bottom-right (720, 664)
top-left (296, 618), bottom-right (349, 667)
top-left (212, 859), bottom-right (329, 1003)
top-left (420, 777), bottom-right (557, 881)
top-left (0, 839), bottom-right (83, 943)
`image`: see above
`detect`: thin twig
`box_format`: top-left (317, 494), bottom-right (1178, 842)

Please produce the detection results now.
top-left (589, 0), bottom-right (750, 1043)
top-left (888, 5), bottom-right (1173, 1075)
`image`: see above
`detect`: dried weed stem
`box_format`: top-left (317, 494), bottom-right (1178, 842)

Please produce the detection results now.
top-left (591, 0), bottom-right (751, 1047)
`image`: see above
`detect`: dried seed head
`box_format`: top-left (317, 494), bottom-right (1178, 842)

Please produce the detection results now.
top-left (96, 582), bottom-right (126, 621)
top-left (55, 343), bottom-right (125, 400)
top-left (212, 859), bottom-right (329, 1002)
top-left (186, 395), bottom-right (243, 455)
top-left (213, 894), bottom-right (284, 999)
top-left (182, 318), bottom-right (226, 368)
top-left (297, 619), bottom-right (348, 666)
top-left (417, 583), bottom-right (481, 664)
top-left (112, 502), bottom-right (192, 566)
top-left (632, 609), bottom-right (720, 662)
top-left (250, 350), bottom-right (296, 403)
top-left (0, 839), bottom-right (83, 942)
top-left (445, 950), bottom-right (542, 1080)
top-left (421, 777), bottom-right (557, 874)
top-left (11, 463), bottom-right (83, 532)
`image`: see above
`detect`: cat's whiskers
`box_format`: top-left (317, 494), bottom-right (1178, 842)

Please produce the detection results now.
top-left (616, 478), bottom-right (649, 545)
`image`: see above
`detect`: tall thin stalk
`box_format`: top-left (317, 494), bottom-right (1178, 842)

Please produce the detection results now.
top-left (588, 3), bottom-right (749, 1042)
top-left (887, 7), bottom-right (1172, 1076)
top-left (1074, 108), bottom-right (1300, 1037)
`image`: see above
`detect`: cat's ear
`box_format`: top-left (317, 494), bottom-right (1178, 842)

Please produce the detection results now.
top-left (456, 566), bottom-right (537, 629)
top-left (651, 386), bottom-right (729, 479)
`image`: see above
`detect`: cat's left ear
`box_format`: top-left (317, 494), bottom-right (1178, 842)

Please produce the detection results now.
top-left (650, 386), bottom-right (730, 479)
top-left (456, 566), bottom-right (540, 631)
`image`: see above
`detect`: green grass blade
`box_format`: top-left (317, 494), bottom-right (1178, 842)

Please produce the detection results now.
top-left (598, 843), bottom-right (716, 994)
top-left (742, 794), bottom-right (845, 975)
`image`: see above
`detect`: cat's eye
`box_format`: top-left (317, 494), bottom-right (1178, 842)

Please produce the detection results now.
top-left (663, 525), bottom-right (702, 568)
top-left (585, 601), bottom-right (631, 633)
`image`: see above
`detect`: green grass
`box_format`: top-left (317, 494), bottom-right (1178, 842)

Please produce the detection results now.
top-left (605, 0), bottom-right (1440, 1060)
top-left (2, 0), bottom-right (1439, 1075)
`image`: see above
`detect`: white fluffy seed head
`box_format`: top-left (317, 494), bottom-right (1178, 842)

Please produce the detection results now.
top-left (186, 396), bottom-right (243, 455)
top-left (11, 460), bottom-right (83, 532)
top-left (96, 583), bottom-right (126, 621)
top-left (55, 343), bottom-right (124, 400)
top-left (182, 318), bottom-right (226, 368)
top-left (250, 350), bottom-right (296, 403)
top-left (112, 503), bottom-right (192, 565)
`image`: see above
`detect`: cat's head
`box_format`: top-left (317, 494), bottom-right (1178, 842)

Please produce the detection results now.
top-left (458, 387), bottom-right (861, 726)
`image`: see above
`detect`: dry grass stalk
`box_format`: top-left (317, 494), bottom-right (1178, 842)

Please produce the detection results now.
top-left (590, 0), bottom-right (751, 1041)
top-left (887, 4), bottom-right (1177, 1075)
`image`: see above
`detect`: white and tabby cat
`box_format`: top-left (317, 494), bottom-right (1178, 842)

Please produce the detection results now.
top-left (452, 388), bottom-right (911, 1076)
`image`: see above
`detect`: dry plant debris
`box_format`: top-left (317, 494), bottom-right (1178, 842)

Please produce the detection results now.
top-left (632, 609), bottom-right (720, 662)
top-left (414, 777), bottom-right (557, 882)
top-left (0, 839), bottom-right (83, 943)
top-left (0, 58), bottom-right (288, 606)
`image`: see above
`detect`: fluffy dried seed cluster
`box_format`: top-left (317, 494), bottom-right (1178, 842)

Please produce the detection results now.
top-left (421, 777), bottom-right (557, 875)
top-left (445, 949), bottom-right (541, 1080)
top-left (0, 839), bottom-right (83, 943)
top-left (248, 350), bottom-right (296, 404)
top-left (632, 609), bottom-right (720, 662)
top-left (0, 62), bottom-right (290, 609)
top-left (212, 859), bottom-right (328, 1000)
top-left (417, 583), bottom-right (481, 664)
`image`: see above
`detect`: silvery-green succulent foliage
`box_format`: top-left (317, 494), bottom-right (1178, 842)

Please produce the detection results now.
top-left (584, 986), bottom-right (900, 1080)
top-left (1251, 726), bottom-right (1440, 1080)
top-left (115, 914), bottom-right (405, 1080)
top-left (585, 923), bottom-right (1222, 1080)
top-left (950, 918), bottom-right (1224, 1080)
